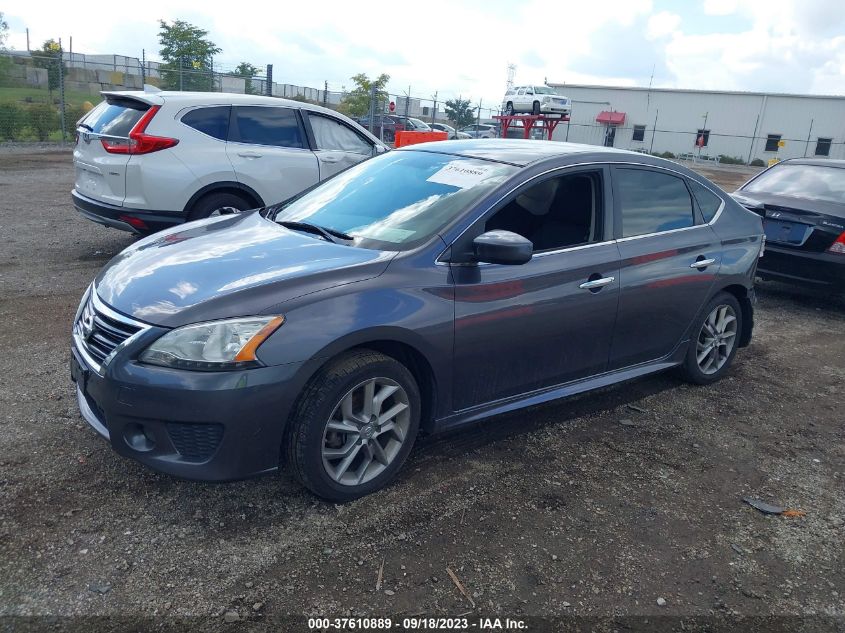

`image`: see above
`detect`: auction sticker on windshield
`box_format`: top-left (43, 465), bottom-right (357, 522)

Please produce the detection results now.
top-left (427, 161), bottom-right (498, 189)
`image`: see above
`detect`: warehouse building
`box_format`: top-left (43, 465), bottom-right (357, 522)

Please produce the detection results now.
top-left (545, 83), bottom-right (845, 163)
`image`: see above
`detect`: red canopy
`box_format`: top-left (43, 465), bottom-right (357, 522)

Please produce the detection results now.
top-left (596, 111), bottom-right (626, 125)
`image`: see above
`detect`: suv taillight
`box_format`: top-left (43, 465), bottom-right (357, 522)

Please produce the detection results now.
top-left (827, 231), bottom-right (845, 255)
top-left (101, 106), bottom-right (179, 155)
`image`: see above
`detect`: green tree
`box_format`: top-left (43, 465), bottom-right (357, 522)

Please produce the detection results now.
top-left (445, 97), bottom-right (474, 129)
top-left (0, 12), bottom-right (8, 50)
top-left (339, 73), bottom-right (389, 117)
top-left (0, 102), bottom-right (24, 139)
top-left (158, 19), bottom-right (221, 91)
top-left (32, 39), bottom-right (64, 92)
top-left (234, 61), bottom-right (259, 94)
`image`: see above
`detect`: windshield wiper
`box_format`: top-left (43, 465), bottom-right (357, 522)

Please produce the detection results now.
top-left (277, 220), bottom-right (354, 244)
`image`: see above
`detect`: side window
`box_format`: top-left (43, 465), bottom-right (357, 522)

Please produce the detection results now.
top-left (309, 114), bottom-right (372, 154)
top-left (181, 106), bottom-right (230, 141)
top-left (617, 169), bottom-right (694, 237)
top-left (485, 171), bottom-right (602, 252)
top-left (232, 106), bottom-right (304, 149)
top-left (688, 179), bottom-right (723, 223)
top-left (517, 89), bottom-right (525, 96)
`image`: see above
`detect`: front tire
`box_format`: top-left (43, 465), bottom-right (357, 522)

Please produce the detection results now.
top-left (680, 292), bottom-right (742, 385)
top-left (286, 349), bottom-right (421, 501)
top-left (532, 101), bottom-right (541, 115)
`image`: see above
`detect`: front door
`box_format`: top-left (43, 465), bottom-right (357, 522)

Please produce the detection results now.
top-left (304, 112), bottom-right (375, 180)
top-left (608, 166), bottom-right (721, 369)
top-left (450, 167), bottom-right (620, 411)
top-left (226, 105), bottom-right (319, 206)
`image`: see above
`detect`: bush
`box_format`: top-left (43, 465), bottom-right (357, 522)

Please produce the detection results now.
top-left (0, 102), bottom-right (24, 140)
top-left (27, 103), bottom-right (58, 141)
top-left (750, 158), bottom-right (765, 167)
top-left (652, 150), bottom-right (675, 159)
top-left (717, 154), bottom-right (745, 165)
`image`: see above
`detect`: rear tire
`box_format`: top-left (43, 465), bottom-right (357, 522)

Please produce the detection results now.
top-left (505, 102), bottom-right (514, 115)
top-left (187, 192), bottom-right (251, 222)
top-left (680, 292), bottom-right (742, 385)
top-left (286, 349), bottom-right (421, 501)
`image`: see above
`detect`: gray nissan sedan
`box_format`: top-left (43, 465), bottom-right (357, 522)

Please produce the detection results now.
top-left (71, 140), bottom-right (764, 500)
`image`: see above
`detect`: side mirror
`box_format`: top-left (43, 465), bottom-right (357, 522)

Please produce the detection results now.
top-left (473, 230), bottom-right (533, 265)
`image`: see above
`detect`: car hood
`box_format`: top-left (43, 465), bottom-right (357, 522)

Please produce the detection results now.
top-left (95, 211), bottom-right (395, 328)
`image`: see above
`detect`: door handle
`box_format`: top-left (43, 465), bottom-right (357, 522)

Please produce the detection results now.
top-left (579, 276), bottom-right (615, 290)
top-left (237, 151), bottom-right (262, 158)
top-left (690, 258), bottom-right (716, 269)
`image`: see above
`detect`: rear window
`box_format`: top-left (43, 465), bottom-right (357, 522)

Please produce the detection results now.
top-left (231, 106), bottom-right (304, 149)
top-left (689, 179), bottom-right (723, 222)
top-left (181, 106), bottom-right (230, 141)
top-left (82, 99), bottom-right (148, 136)
top-left (744, 164), bottom-right (845, 204)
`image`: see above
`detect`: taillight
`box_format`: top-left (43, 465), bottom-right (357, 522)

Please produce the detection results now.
top-left (101, 106), bottom-right (178, 155)
top-left (827, 231), bottom-right (845, 255)
top-left (118, 215), bottom-right (148, 231)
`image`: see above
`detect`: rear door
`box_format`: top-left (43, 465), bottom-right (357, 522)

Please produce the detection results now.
top-left (74, 97), bottom-right (151, 206)
top-left (609, 166), bottom-right (721, 369)
top-left (303, 111), bottom-right (375, 180)
top-left (226, 105), bottom-right (319, 206)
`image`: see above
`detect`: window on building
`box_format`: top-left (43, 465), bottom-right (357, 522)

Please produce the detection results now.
top-left (765, 134), bottom-right (782, 152)
top-left (617, 169), bottom-right (695, 237)
top-left (422, 106), bottom-right (430, 116)
top-left (696, 129), bottom-right (710, 147)
top-left (815, 138), bottom-right (832, 157)
top-left (632, 125), bottom-right (646, 142)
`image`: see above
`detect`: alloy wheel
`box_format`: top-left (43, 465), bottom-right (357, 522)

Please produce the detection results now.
top-left (696, 304), bottom-right (738, 375)
top-left (321, 377), bottom-right (411, 486)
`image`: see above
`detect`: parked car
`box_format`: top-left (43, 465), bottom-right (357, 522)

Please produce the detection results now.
top-left (460, 123), bottom-right (498, 138)
top-left (502, 85), bottom-right (572, 116)
top-left (356, 114), bottom-right (423, 142)
top-left (72, 91), bottom-right (386, 235)
top-left (429, 122), bottom-right (471, 139)
top-left (732, 158), bottom-right (845, 291)
top-left (71, 140), bottom-right (763, 500)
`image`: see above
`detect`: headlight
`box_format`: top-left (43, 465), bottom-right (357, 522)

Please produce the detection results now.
top-left (140, 316), bottom-right (284, 370)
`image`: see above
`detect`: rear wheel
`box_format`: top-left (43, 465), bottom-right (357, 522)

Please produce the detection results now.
top-left (532, 101), bottom-right (541, 115)
top-left (680, 292), bottom-right (742, 385)
top-left (187, 191), bottom-right (251, 222)
top-left (505, 101), bottom-right (515, 115)
top-left (286, 349), bottom-right (420, 501)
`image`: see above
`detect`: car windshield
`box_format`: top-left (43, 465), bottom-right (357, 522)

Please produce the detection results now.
top-left (744, 164), bottom-right (845, 204)
top-left (273, 151), bottom-right (517, 250)
top-left (534, 87), bottom-right (555, 95)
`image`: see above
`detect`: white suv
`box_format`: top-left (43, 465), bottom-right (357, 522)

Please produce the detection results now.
top-left (72, 90), bottom-right (386, 234)
top-left (502, 86), bottom-right (571, 116)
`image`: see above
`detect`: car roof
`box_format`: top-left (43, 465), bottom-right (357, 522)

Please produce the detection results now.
top-left (399, 139), bottom-right (663, 167)
top-left (780, 158), bottom-right (845, 169)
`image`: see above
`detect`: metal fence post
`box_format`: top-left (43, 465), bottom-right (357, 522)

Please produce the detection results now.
top-left (141, 49), bottom-right (146, 85)
top-left (58, 50), bottom-right (66, 143)
top-left (266, 64), bottom-right (273, 96)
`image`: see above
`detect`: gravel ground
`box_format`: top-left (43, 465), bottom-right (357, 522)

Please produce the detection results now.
top-left (0, 150), bottom-right (843, 629)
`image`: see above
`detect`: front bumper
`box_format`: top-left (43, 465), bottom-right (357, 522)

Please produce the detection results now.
top-left (72, 190), bottom-right (184, 235)
top-left (540, 104), bottom-right (571, 115)
top-left (70, 341), bottom-right (307, 481)
top-left (757, 244), bottom-right (845, 289)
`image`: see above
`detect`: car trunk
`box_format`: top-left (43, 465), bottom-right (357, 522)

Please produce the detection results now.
top-left (733, 192), bottom-right (845, 253)
top-left (73, 95), bottom-right (156, 207)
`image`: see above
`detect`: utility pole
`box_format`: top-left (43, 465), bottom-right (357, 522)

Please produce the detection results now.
top-left (26, 28), bottom-right (30, 52)
top-left (368, 84), bottom-right (376, 133)
top-left (431, 91), bottom-right (437, 124)
top-left (323, 80), bottom-right (328, 106)
top-left (476, 98), bottom-right (482, 128)
top-left (804, 119), bottom-right (814, 157)
top-left (265, 64), bottom-right (273, 96)
top-left (141, 49), bottom-right (146, 85)
top-left (649, 109), bottom-right (659, 154)
top-left (404, 85), bottom-right (410, 120)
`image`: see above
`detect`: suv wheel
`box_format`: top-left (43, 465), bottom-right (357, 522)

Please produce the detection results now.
top-left (680, 292), bottom-right (742, 385)
top-left (188, 192), bottom-right (251, 221)
top-left (286, 349), bottom-right (421, 501)
top-left (505, 102), bottom-right (514, 115)
top-left (532, 101), bottom-right (541, 115)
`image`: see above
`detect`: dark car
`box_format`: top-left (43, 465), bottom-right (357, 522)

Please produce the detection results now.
top-left (356, 114), bottom-right (426, 143)
top-left (71, 140), bottom-right (764, 500)
top-left (732, 159), bottom-right (845, 291)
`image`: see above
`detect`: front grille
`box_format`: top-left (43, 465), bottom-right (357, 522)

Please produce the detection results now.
top-left (75, 292), bottom-right (143, 368)
top-left (166, 423), bottom-right (224, 462)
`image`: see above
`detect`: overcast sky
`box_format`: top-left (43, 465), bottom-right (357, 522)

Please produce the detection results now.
top-left (5, 0), bottom-right (845, 106)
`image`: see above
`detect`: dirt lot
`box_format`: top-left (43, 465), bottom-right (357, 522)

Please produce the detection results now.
top-left (0, 148), bottom-right (843, 629)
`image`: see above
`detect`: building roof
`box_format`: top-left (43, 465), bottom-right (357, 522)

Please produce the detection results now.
top-left (546, 82), bottom-right (845, 102)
